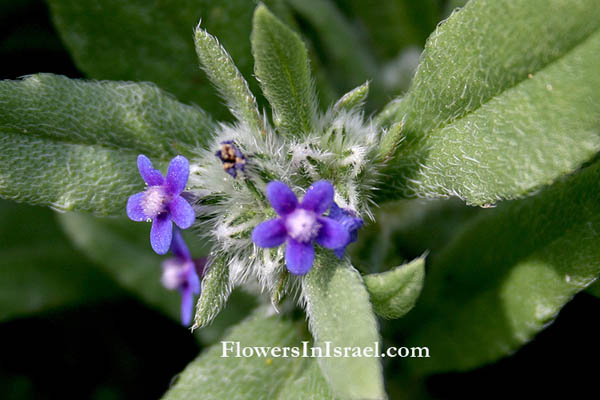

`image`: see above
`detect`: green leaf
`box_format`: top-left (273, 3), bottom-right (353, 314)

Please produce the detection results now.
top-left (364, 256), bottom-right (425, 319)
top-left (286, 0), bottom-right (376, 91)
top-left (302, 253), bottom-right (385, 399)
top-left (192, 254), bottom-right (232, 330)
top-left (0, 200), bottom-right (118, 322)
top-left (251, 5), bottom-right (317, 136)
top-left (194, 25), bottom-right (264, 136)
top-left (162, 306), bottom-right (334, 400)
top-left (0, 74), bottom-right (214, 158)
top-left (402, 160), bottom-right (600, 374)
top-left (46, 0), bottom-right (263, 119)
top-left (0, 74), bottom-right (213, 214)
top-left (0, 131), bottom-right (141, 214)
top-left (379, 0), bottom-right (600, 205)
top-left (333, 81), bottom-right (369, 113)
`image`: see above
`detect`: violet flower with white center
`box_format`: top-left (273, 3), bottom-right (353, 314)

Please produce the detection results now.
top-left (215, 140), bottom-right (246, 178)
top-left (126, 154), bottom-right (196, 255)
top-left (251, 180), bottom-right (350, 275)
top-left (328, 202), bottom-right (364, 259)
top-left (161, 228), bottom-right (205, 326)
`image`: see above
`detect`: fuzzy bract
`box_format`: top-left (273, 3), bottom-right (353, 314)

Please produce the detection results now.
top-left (252, 180), bottom-right (350, 275)
top-left (126, 155), bottom-right (196, 254)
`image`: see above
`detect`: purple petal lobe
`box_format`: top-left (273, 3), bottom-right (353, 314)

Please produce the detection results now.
top-left (266, 181), bottom-right (298, 216)
top-left (252, 219), bottom-right (287, 248)
top-left (180, 287), bottom-right (194, 326)
top-left (315, 217), bottom-right (350, 249)
top-left (169, 196), bottom-right (195, 229)
top-left (137, 154), bottom-right (164, 186)
top-left (166, 155), bottom-right (190, 195)
top-left (170, 227), bottom-right (191, 260)
top-left (126, 192), bottom-right (148, 221)
top-left (285, 239), bottom-right (315, 275)
top-left (151, 214), bottom-right (173, 255)
top-left (300, 180), bottom-right (334, 214)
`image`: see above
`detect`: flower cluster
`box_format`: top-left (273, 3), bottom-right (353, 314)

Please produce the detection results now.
top-left (251, 180), bottom-right (362, 275)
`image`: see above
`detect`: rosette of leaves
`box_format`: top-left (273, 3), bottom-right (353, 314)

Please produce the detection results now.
top-left (1, 0), bottom-right (600, 399)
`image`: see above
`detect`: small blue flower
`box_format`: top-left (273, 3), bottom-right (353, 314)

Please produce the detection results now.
top-left (161, 228), bottom-right (205, 326)
top-left (215, 140), bottom-right (246, 178)
top-left (127, 155), bottom-right (196, 255)
top-left (252, 181), bottom-right (350, 275)
top-left (328, 202), bottom-right (364, 259)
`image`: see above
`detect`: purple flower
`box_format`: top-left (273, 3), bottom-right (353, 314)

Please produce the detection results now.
top-left (161, 228), bottom-right (205, 326)
top-left (215, 140), bottom-right (246, 178)
top-left (127, 155), bottom-right (196, 255)
top-left (251, 181), bottom-right (350, 275)
top-left (328, 202), bottom-right (364, 259)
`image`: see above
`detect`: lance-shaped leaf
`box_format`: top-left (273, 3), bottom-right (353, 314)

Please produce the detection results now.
top-left (0, 132), bottom-right (142, 214)
top-left (333, 81), bottom-right (370, 114)
top-left (0, 201), bottom-right (118, 322)
top-left (364, 256), bottom-right (425, 319)
top-left (378, 0), bottom-right (600, 206)
top-left (0, 74), bottom-right (214, 214)
top-left (401, 160), bottom-right (600, 375)
top-left (0, 74), bottom-right (214, 158)
top-left (194, 25), bottom-right (264, 136)
top-left (162, 306), bottom-right (335, 400)
top-left (302, 253), bottom-right (385, 399)
top-left (46, 0), bottom-right (265, 119)
top-left (193, 254), bottom-right (232, 330)
top-left (251, 5), bottom-right (317, 136)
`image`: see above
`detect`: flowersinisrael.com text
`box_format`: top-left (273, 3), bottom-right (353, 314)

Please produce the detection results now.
top-left (221, 341), bottom-right (430, 358)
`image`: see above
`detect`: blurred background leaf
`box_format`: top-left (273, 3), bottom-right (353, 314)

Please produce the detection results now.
top-left (0, 199), bottom-right (120, 322)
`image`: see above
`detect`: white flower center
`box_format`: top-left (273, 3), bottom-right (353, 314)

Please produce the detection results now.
top-left (285, 209), bottom-right (320, 243)
top-left (142, 186), bottom-right (169, 217)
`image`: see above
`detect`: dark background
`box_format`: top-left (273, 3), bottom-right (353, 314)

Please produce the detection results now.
top-left (1, 1), bottom-right (598, 399)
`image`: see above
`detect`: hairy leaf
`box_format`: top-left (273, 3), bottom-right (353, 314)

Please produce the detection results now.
top-left (192, 254), bottom-right (232, 330)
top-left (402, 160), bottom-right (600, 374)
top-left (333, 81), bottom-right (369, 113)
top-left (379, 0), bottom-right (600, 205)
top-left (251, 5), bottom-right (317, 136)
top-left (0, 74), bottom-right (214, 158)
top-left (0, 200), bottom-right (118, 322)
top-left (302, 253), bottom-right (385, 399)
top-left (194, 26), bottom-right (264, 136)
top-left (163, 306), bottom-right (334, 400)
top-left (364, 256), bottom-right (425, 319)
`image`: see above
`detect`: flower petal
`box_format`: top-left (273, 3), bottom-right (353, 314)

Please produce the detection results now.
top-left (180, 286), bottom-right (194, 326)
top-left (126, 192), bottom-right (148, 221)
top-left (285, 239), bottom-right (315, 275)
top-left (315, 217), bottom-right (350, 249)
top-left (266, 181), bottom-right (298, 216)
top-left (166, 155), bottom-right (190, 195)
top-left (169, 196), bottom-right (195, 229)
top-left (300, 180), bottom-right (334, 214)
top-left (252, 218), bottom-right (287, 248)
top-left (150, 214), bottom-right (173, 255)
top-left (137, 154), bottom-right (164, 186)
top-left (170, 227), bottom-right (191, 260)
